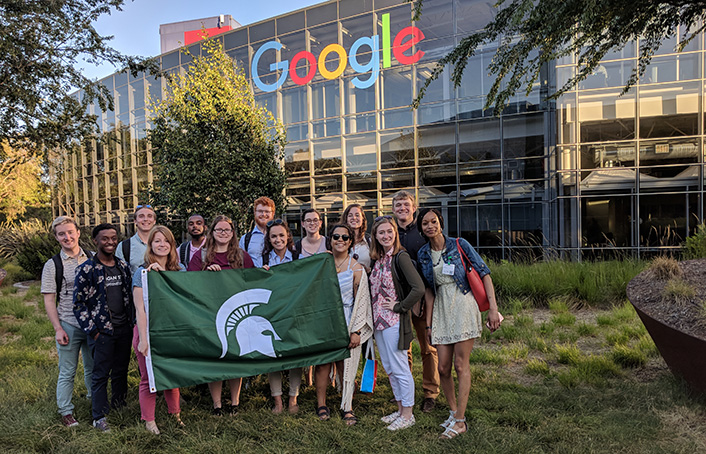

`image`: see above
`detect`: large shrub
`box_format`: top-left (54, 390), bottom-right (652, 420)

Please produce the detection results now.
top-left (682, 223), bottom-right (706, 259)
top-left (15, 231), bottom-right (59, 279)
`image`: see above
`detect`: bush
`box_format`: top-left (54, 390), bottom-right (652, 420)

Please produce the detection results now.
top-left (662, 278), bottom-right (696, 305)
top-left (15, 232), bottom-right (59, 279)
top-left (0, 219), bottom-right (49, 260)
top-left (649, 256), bottom-right (682, 280)
top-left (682, 223), bottom-right (706, 259)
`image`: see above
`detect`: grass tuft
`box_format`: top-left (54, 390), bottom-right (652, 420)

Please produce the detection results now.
top-left (556, 343), bottom-right (583, 365)
top-left (525, 358), bottom-right (551, 377)
top-left (662, 278), bottom-right (697, 305)
top-left (649, 256), bottom-right (683, 280)
top-left (612, 344), bottom-right (647, 368)
top-left (551, 312), bottom-right (577, 327)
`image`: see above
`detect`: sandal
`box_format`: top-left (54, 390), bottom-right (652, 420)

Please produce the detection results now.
top-left (440, 418), bottom-right (467, 439)
top-left (316, 405), bottom-right (331, 421)
top-left (342, 411), bottom-right (357, 426)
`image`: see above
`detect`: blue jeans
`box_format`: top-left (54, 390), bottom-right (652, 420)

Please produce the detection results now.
top-left (88, 324), bottom-right (133, 421)
top-left (56, 321), bottom-right (93, 416)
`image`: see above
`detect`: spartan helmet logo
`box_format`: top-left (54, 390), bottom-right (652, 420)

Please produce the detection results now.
top-left (215, 289), bottom-right (281, 359)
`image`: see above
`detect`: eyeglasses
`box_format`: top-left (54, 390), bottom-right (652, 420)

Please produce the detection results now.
top-left (374, 215), bottom-right (393, 222)
top-left (303, 218), bottom-right (320, 224)
top-left (332, 233), bottom-right (351, 241)
top-left (266, 219), bottom-right (285, 227)
top-left (255, 209), bottom-right (273, 215)
top-left (213, 228), bottom-right (233, 234)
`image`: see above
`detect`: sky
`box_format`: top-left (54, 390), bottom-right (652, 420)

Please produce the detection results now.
top-left (81, 0), bottom-right (323, 80)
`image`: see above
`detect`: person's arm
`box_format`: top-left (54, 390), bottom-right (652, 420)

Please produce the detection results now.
top-left (133, 285), bottom-right (149, 356)
top-left (483, 274), bottom-right (501, 330)
top-left (73, 266), bottom-right (98, 339)
top-left (43, 293), bottom-right (68, 345)
top-left (392, 252), bottom-right (425, 313)
top-left (424, 287), bottom-right (435, 345)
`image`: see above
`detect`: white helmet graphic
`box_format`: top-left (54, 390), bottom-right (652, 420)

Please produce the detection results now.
top-left (215, 288), bottom-right (281, 359)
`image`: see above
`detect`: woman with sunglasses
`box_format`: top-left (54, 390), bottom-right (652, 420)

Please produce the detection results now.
top-left (416, 208), bottom-right (501, 439)
top-left (187, 215), bottom-right (254, 416)
top-left (261, 219), bottom-right (302, 413)
top-left (368, 215), bottom-right (424, 431)
top-left (132, 225), bottom-right (185, 434)
top-left (295, 209), bottom-right (327, 257)
top-left (341, 203), bottom-right (371, 274)
top-left (314, 224), bottom-right (372, 424)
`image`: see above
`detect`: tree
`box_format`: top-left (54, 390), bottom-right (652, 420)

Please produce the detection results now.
top-left (148, 37), bottom-right (287, 235)
top-left (0, 141), bottom-right (49, 221)
top-left (410, 0), bottom-right (706, 112)
top-left (0, 0), bottom-right (153, 150)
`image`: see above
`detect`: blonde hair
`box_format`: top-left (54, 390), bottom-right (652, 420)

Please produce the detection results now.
top-left (143, 225), bottom-right (181, 271)
top-left (51, 216), bottom-right (79, 234)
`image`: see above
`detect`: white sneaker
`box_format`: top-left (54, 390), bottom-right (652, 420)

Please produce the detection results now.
top-left (387, 414), bottom-right (416, 431)
top-left (440, 410), bottom-right (456, 429)
top-left (381, 411), bottom-right (400, 424)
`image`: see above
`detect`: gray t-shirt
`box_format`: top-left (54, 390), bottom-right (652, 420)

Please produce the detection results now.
top-left (41, 249), bottom-right (91, 328)
top-left (103, 264), bottom-right (127, 326)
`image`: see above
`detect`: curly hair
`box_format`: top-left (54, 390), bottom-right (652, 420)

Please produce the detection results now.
top-left (341, 203), bottom-right (367, 245)
top-left (326, 224), bottom-right (354, 254)
top-left (262, 220), bottom-right (295, 259)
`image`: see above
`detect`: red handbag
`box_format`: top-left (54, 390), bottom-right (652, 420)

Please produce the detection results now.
top-left (456, 239), bottom-right (490, 312)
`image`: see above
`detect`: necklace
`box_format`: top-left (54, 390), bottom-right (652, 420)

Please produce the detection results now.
top-left (334, 255), bottom-right (348, 271)
top-left (432, 248), bottom-right (445, 267)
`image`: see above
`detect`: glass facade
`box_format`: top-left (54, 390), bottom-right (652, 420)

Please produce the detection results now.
top-left (553, 25), bottom-right (705, 259)
top-left (51, 0), bottom-right (704, 259)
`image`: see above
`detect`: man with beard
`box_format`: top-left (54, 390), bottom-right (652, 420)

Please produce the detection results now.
top-left (178, 214), bottom-right (207, 268)
top-left (239, 196), bottom-right (275, 268)
top-left (74, 224), bottom-right (134, 432)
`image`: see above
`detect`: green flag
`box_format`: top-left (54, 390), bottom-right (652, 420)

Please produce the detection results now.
top-left (142, 254), bottom-right (350, 392)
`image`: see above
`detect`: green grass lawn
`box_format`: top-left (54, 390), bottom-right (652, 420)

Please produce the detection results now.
top-left (1, 281), bottom-right (706, 453)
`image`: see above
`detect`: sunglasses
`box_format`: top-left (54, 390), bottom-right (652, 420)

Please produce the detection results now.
top-left (374, 215), bottom-right (393, 222)
top-left (136, 204), bottom-right (152, 209)
top-left (266, 219), bottom-right (286, 227)
top-left (332, 233), bottom-right (351, 241)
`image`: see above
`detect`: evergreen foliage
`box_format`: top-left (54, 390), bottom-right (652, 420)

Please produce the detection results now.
top-left (148, 37), bottom-right (287, 235)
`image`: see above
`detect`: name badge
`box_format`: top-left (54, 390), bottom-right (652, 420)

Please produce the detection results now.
top-left (442, 263), bottom-right (455, 275)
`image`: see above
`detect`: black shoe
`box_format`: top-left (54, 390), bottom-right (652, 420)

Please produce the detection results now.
top-left (229, 405), bottom-right (239, 416)
top-left (211, 407), bottom-right (222, 416)
top-left (421, 398), bottom-right (436, 413)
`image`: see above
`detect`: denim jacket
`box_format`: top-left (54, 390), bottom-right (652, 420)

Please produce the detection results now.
top-left (417, 236), bottom-right (490, 295)
top-left (73, 254), bottom-right (134, 338)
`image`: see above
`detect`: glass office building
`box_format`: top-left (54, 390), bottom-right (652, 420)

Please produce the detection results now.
top-left (51, 0), bottom-right (705, 260)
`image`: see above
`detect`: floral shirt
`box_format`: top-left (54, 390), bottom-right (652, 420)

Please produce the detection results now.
top-left (370, 250), bottom-right (400, 330)
top-left (73, 254), bottom-right (134, 338)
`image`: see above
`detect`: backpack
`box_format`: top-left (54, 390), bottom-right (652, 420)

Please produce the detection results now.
top-left (179, 242), bottom-right (190, 268)
top-left (52, 249), bottom-right (95, 297)
top-left (119, 239), bottom-right (131, 266)
top-left (244, 231), bottom-right (253, 252)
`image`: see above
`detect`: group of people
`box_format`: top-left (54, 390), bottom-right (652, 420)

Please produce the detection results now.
top-left (41, 191), bottom-right (502, 439)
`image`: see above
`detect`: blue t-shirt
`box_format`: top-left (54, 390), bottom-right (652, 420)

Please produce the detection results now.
top-left (132, 263), bottom-right (186, 288)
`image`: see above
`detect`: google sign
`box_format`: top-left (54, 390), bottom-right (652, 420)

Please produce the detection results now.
top-left (252, 13), bottom-right (425, 92)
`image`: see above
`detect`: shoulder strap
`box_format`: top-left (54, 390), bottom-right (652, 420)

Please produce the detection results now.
top-left (121, 239), bottom-right (131, 266)
top-left (52, 254), bottom-right (63, 297)
top-left (244, 231), bottom-right (253, 251)
top-left (292, 249), bottom-right (299, 260)
top-left (365, 233), bottom-right (372, 247)
top-left (179, 242), bottom-right (188, 266)
top-left (456, 238), bottom-right (471, 271)
top-left (262, 252), bottom-right (269, 266)
top-left (294, 239), bottom-right (302, 256)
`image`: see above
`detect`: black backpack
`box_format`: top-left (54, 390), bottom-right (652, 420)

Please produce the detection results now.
top-left (119, 239), bottom-right (131, 266)
top-left (52, 249), bottom-right (95, 296)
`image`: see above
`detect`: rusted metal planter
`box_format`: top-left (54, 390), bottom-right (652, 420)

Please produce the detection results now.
top-left (629, 299), bottom-right (706, 395)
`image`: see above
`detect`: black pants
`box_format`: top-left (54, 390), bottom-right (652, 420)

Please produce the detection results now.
top-left (88, 324), bottom-right (132, 421)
